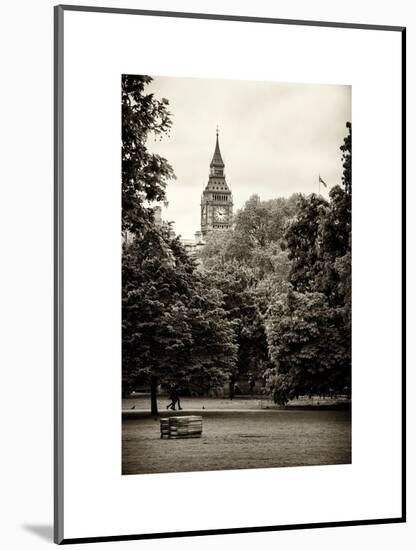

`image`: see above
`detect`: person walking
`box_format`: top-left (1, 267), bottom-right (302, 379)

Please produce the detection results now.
top-left (166, 384), bottom-right (182, 410)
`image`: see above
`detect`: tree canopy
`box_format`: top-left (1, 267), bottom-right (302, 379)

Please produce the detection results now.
top-left (121, 74), bottom-right (351, 412)
top-left (122, 76), bottom-right (237, 414)
top-left (122, 74), bottom-right (174, 236)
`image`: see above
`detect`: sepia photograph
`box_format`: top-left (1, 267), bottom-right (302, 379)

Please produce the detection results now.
top-left (121, 74), bottom-right (352, 476)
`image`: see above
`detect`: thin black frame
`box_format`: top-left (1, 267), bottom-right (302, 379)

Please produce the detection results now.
top-left (54, 4), bottom-right (406, 545)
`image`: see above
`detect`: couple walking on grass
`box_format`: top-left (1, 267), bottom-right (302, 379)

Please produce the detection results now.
top-left (166, 384), bottom-right (182, 411)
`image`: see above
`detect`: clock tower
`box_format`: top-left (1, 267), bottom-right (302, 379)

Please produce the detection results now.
top-left (200, 129), bottom-right (233, 237)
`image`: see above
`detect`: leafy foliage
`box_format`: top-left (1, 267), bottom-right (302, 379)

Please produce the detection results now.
top-left (341, 121), bottom-right (352, 196)
top-left (265, 122), bottom-right (352, 402)
top-left (123, 226), bottom-right (237, 400)
top-left (122, 76), bottom-right (237, 412)
top-left (202, 263), bottom-right (268, 391)
top-left (264, 290), bottom-right (351, 404)
top-left (283, 193), bottom-right (330, 294)
top-left (121, 75), bottom-right (351, 411)
top-left (122, 74), bottom-right (175, 236)
top-left (199, 193), bottom-right (298, 277)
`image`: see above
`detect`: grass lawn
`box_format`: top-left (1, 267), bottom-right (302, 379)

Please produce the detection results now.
top-left (122, 410), bottom-right (351, 475)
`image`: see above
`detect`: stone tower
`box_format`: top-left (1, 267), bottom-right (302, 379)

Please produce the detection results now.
top-left (200, 129), bottom-right (233, 237)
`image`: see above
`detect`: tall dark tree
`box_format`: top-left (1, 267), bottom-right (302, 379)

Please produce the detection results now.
top-left (122, 77), bottom-right (238, 414)
top-left (264, 289), bottom-right (351, 405)
top-left (267, 123), bottom-right (352, 403)
top-left (122, 74), bottom-right (174, 237)
top-left (123, 228), bottom-right (237, 413)
top-left (122, 74), bottom-right (177, 414)
top-left (283, 193), bottom-right (330, 295)
top-left (340, 121), bottom-right (352, 196)
top-left (202, 262), bottom-right (268, 396)
top-left (284, 123), bottom-right (352, 302)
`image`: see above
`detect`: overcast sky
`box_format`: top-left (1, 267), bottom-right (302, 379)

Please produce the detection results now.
top-left (145, 76), bottom-right (351, 239)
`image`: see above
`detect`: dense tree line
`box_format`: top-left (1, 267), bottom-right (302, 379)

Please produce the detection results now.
top-left (122, 75), bottom-right (237, 414)
top-left (199, 123), bottom-right (352, 404)
top-left (123, 227), bottom-right (237, 414)
top-left (122, 75), bottom-right (351, 413)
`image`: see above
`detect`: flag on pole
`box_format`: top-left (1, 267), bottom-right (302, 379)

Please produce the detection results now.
top-left (319, 174), bottom-right (327, 188)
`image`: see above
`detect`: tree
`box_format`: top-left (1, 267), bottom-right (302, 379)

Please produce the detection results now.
top-left (123, 227), bottom-right (188, 411)
top-left (233, 194), bottom-right (299, 249)
top-left (122, 76), bottom-right (240, 414)
top-left (202, 262), bottom-right (268, 396)
top-left (198, 230), bottom-right (235, 268)
top-left (183, 284), bottom-right (238, 396)
top-left (233, 194), bottom-right (271, 249)
top-left (122, 74), bottom-right (177, 414)
top-left (123, 226), bottom-right (237, 413)
top-left (340, 121), bottom-right (352, 196)
top-left (284, 123), bottom-right (352, 303)
top-left (122, 74), bottom-right (175, 237)
top-left (264, 290), bottom-right (350, 404)
top-left (198, 194), bottom-right (299, 395)
top-left (283, 193), bottom-right (330, 294)
top-left (199, 194), bottom-right (298, 279)
top-left (269, 123), bottom-right (352, 402)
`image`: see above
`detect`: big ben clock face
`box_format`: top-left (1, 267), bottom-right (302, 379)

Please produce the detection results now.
top-left (215, 207), bottom-right (227, 222)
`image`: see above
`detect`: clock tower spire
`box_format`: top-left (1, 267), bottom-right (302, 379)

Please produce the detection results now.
top-left (201, 129), bottom-right (233, 237)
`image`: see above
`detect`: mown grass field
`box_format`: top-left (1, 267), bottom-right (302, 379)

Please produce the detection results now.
top-left (122, 409), bottom-right (351, 475)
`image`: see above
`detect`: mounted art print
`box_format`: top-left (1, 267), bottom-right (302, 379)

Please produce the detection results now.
top-left (54, 5), bottom-right (405, 544)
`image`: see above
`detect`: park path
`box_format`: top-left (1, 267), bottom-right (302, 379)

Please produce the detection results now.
top-left (122, 394), bottom-right (350, 414)
top-left (123, 395), bottom-right (276, 411)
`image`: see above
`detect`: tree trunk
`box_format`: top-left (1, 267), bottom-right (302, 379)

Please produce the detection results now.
top-left (150, 376), bottom-right (158, 416)
top-left (229, 379), bottom-right (235, 400)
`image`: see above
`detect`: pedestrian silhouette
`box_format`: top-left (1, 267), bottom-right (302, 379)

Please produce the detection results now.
top-left (166, 384), bottom-right (182, 410)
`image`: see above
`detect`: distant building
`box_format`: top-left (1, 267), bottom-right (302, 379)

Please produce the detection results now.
top-left (129, 130), bottom-right (234, 258)
top-left (153, 205), bottom-right (162, 226)
top-left (181, 234), bottom-right (205, 258)
top-left (123, 205), bottom-right (163, 244)
top-left (181, 129), bottom-right (234, 257)
top-left (200, 128), bottom-right (233, 237)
